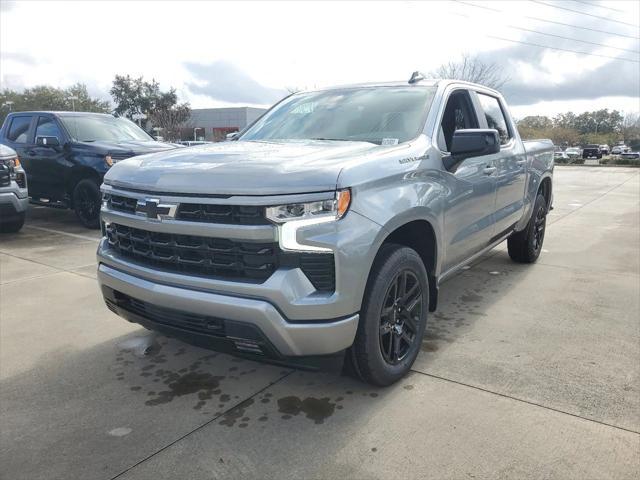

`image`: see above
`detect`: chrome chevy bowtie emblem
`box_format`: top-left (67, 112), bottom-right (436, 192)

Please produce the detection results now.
top-left (135, 198), bottom-right (178, 221)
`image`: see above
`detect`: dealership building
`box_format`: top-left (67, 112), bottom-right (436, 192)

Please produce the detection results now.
top-left (182, 107), bottom-right (267, 142)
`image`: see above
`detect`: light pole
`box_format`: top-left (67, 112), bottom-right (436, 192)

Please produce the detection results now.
top-left (194, 127), bottom-right (203, 141)
top-left (67, 96), bottom-right (78, 111)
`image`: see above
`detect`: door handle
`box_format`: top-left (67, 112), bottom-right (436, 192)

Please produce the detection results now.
top-left (516, 160), bottom-right (526, 165)
top-left (483, 166), bottom-right (497, 175)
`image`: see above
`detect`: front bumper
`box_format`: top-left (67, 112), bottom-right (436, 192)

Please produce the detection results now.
top-left (0, 186), bottom-right (29, 219)
top-left (98, 263), bottom-right (359, 358)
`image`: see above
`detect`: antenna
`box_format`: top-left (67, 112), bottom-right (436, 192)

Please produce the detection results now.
top-left (408, 71), bottom-right (426, 84)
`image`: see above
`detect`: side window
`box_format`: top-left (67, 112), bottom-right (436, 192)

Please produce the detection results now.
top-left (477, 93), bottom-right (511, 145)
top-left (36, 116), bottom-right (63, 139)
top-left (438, 90), bottom-right (479, 151)
top-left (7, 116), bottom-right (32, 143)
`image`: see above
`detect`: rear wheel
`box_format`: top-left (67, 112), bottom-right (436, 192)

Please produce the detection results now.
top-left (507, 193), bottom-right (547, 263)
top-left (0, 212), bottom-right (26, 233)
top-left (349, 244), bottom-right (428, 386)
top-left (73, 179), bottom-right (101, 229)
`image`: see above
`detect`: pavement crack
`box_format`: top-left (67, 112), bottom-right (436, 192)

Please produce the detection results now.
top-left (409, 369), bottom-right (640, 436)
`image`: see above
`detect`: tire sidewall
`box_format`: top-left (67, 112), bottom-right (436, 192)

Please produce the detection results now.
top-left (526, 194), bottom-right (547, 261)
top-left (73, 179), bottom-right (101, 229)
top-left (359, 246), bottom-right (429, 385)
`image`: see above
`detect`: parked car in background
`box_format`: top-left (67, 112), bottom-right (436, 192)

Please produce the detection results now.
top-left (554, 151), bottom-right (569, 161)
top-left (98, 77), bottom-right (554, 385)
top-left (565, 147), bottom-right (581, 159)
top-left (0, 144), bottom-right (28, 233)
top-left (599, 144), bottom-right (610, 155)
top-left (620, 151), bottom-right (640, 160)
top-left (176, 140), bottom-right (212, 147)
top-left (582, 144), bottom-right (602, 159)
top-left (0, 112), bottom-right (178, 228)
top-left (611, 145), bottom-right (629, 155)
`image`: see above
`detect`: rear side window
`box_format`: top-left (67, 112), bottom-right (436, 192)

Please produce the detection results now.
top-left (7, 116), bottom-right (32, 143)
top-left (477, 94), bottom-right (511, 145)
top-left (36, 116), bottom-right (63, 139)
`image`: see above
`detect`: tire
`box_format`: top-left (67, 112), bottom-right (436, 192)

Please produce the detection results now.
top-left (72, 179), bottom-right (101, 229)
top-left (507, 193), bottom-right (547, 263)
top-left (348, 244), bottom-right (429, 386)
top-left (0, 211), bottom-right (26, 233)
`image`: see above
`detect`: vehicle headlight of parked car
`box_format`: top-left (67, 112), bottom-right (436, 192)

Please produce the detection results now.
top-left (265, 189), bottom-right (351, 252)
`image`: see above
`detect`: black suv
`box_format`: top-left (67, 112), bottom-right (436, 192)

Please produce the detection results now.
top-left (582, 144), bottom-right (602, 159)
top-left (0, 112), bottom-right (177, 228)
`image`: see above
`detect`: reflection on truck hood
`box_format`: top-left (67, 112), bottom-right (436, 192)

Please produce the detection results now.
top-left (76, 140), bottom-right (176, 155)
top-left (104, 139), bottom-right (380, 195)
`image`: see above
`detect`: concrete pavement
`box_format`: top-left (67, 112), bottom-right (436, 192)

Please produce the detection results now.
top-left (1, 166), bottom-right (638, 479)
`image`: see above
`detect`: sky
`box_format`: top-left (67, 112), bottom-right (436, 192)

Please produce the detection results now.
top-left (1, 0), bottom-right (639, 119)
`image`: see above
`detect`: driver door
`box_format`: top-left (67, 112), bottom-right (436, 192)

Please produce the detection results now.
top-left (29, 115), bottom-right (68, 201)
top-left (439, 89), bottom-right (497, 271)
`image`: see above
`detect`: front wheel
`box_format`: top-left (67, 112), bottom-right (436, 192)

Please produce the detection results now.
top-left (72, 179), bottom-right (101, 229)
top-left (0, 211), bottom-right (26, 233)
top-left (507, 193), bottom-right (547, 263)
top-left (349, 244), bottom-right (429, 386)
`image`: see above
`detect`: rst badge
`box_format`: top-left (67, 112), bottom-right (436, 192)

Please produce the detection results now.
top-left (135, 198), bottom-right (178, 221)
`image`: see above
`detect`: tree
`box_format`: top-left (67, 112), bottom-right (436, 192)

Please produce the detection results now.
top-left (110, 75), bottom-right (190, 135)
top-left (430, 53), bottom-right (509, 90)
top-left (518, 116), bottom-right (553, 130)
top-left (148, 91), bottom-right (191, 141)
top-left (0, 83), bottom-right (110, 125)
top-left (621, 112), bottom-right (640, 146)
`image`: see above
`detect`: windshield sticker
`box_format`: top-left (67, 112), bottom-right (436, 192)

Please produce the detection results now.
top-left (381, 138), bottom-right (399, 146)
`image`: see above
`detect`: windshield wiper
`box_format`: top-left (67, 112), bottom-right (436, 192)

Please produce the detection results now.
top-left (309, 137), bottom-right (352, 142)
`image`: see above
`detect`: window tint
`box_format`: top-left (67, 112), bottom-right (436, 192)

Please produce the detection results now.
top-left (439, 90), bottom-right (479, 151)
top-left (36, 117), bottom-right (63, 139)
top-left (7, 116), bottom-right (32, 143)
top-left (477, 93), bottom-right (511, 145)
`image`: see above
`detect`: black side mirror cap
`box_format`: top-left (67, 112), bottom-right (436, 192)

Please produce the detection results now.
top-left (444, 129), bottom-right (500, 171)
top-left (36, 136), bottom-right (60, 147)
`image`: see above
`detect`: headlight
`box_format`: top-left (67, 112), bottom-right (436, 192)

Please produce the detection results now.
top-left (266, 189), bottom-right (351, 252)
top-left (265, 189), bottom-right (351, 223)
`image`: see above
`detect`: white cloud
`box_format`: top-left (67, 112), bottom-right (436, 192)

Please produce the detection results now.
top-left (1, 0), bottom-right (638, 115)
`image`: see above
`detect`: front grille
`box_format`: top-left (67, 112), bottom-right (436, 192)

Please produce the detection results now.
top-left (109, 195), bottom-right (137, 214)
top-left (109, 152), bottom-right (135, 162)
top-left (0, 165), bottom-right (9, 187)
top-left (106, 223), bottom-right (278, 282)
top-left (106, 194), bottom-right (269, 225)
top-left (177, 203), bottom-right (269, 225)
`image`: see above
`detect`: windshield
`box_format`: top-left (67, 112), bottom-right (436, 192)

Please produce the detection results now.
top-left (240, 86), bottom-right (436, 145)
top-left (60, 115), bottom-right (153, 142)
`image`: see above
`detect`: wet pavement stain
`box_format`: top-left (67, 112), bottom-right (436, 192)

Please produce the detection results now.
top-left (219, 398), bottom-right (255, 427)
top-left (277, 396), bottom-right (336, 424)
top-left (145, 372), bottom-right (225, 407)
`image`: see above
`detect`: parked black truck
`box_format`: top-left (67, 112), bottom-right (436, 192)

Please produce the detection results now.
top-left (0, 112), bottom-right (177, 228)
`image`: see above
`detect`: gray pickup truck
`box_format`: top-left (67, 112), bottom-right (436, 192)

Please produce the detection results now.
top-left (98, 76), bottom-right (553, 385)
top-left (0, 144), bottom-right (29, 233)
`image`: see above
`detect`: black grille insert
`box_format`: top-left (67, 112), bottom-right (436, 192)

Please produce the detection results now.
top-left (106, 194), bottom-right (269, 226)
top-left (106, 223), bottom-right (278, 282)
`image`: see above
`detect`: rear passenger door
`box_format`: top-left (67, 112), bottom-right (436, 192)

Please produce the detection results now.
top-left (474, 92), bottom-right (527, 236)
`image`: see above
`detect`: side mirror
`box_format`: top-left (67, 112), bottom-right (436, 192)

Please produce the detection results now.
top-left (443, 129), bottom-right (500, 171)
top-left (225, 132), bottom-right (239, 141)
top-left (36, 136), bottom-right (60, 147)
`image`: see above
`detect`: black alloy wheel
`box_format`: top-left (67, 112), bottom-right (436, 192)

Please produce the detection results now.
top-left (379, 270), bottom-right (422, 365)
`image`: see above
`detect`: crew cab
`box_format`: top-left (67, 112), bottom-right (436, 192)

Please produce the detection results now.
top-left (0, 112), bottom-right (176, 228)
top-left (97, 76), bottom-right (554, 385)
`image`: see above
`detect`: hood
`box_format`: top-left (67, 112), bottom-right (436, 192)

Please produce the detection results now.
top-left (0, 143), bottom-right (18, 160)
top-left (75, 139), bottom-right (177, 156)
top-left (104, 140), bottom-right (381, 195)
